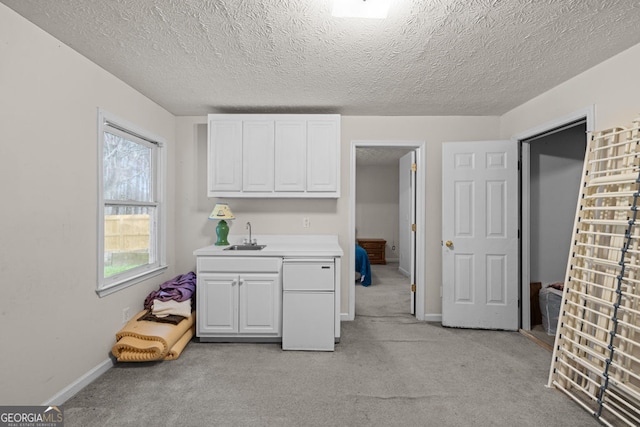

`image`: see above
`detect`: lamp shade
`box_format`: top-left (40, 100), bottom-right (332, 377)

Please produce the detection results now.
top-left (209, 203), bottom-right (234, 246)
top-left (208, 203), bottom-right (235, 220)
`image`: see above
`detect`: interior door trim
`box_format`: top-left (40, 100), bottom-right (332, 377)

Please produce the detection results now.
top-left (512, 105), bottom-right (595, 330)
top-left (348, 140), bottom-right (426, 321)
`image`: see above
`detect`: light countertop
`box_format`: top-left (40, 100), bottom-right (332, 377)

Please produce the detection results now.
top-left (193, 234), bottom-right (343, 258)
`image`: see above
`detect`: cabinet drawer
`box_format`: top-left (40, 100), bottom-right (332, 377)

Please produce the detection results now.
top-left (197, 257), bottom-right (282, 273)
top-left (359, 242), bottom-right (384, 250)
top-left (367, 251), bottom-right (383, 260)
top-left (283, 261), bottom-right (334, 291)
top-left (358, 239), bottom-right (386, 248)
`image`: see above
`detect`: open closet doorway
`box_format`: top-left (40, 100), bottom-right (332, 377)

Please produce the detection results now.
top-left (517, 108), bottom-right (594, 337)
top-left (348, 141), bottom-right (426, 321)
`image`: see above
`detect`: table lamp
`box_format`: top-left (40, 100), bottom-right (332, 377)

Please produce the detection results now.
top-left (209, 203), bottom-right (235, 245)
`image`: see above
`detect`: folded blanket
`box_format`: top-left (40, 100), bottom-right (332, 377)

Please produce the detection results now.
top-left (137, 310), bottom-right (185, 325)
top-left (144, 272), bottom-right (196, 309)
top-left (164, 325), bottom-right (195, 360)
top-left (152, 299), bottom-right (192, 318)
top-left (112, 309), bottom-right (195, 362)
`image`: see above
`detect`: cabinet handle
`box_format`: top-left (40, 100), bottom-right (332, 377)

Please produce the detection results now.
top-left (238, 278), bottom-right (245, 286)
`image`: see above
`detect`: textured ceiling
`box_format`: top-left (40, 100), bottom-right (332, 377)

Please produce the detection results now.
top-left (3, 0), bottom-right (640, 116)
top-left (356, 147), bottom-right (412, 166)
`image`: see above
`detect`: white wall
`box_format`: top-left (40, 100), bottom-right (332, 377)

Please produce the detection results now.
top-left (356, 164), bottom-right (400, 261)
top-left (342, 117), bottom-right (501, 317)
top-left (173, 119), bottom-right (346, 273)
top-left (8, 0), bottom-right (639, 404)
top-left (0, 5), bottom-right (177, 405)
top-left (500, 43), bottom-right (640, 136)
top-left (175, 116), bottom-right (501, 319)
top-left (174, 119), bottom-right (209, 270)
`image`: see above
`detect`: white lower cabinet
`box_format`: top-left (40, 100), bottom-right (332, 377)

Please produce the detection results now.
top-left (194, 250), bottom-right (341, 347)
top-left (196, 257), bottom-right (282, 341)
top-left (198, 273), bottom-right (237, 334)
top-left (239, 274), bottom-right (280, 333)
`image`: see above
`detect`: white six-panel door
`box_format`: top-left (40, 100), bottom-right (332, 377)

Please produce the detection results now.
top-left (442, 140), bottom-right (518, 330)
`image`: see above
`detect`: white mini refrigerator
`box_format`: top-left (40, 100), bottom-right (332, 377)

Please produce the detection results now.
top-left (282, 259), bottom-right (335, 351)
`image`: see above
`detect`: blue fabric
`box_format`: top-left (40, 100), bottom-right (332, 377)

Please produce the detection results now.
top-left (355, 244), bottom-right (372, 287)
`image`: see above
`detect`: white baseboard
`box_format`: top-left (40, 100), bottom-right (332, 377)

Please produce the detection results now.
top-left (423, 313), bottom-right (442, 322)
top-left (43, 357), bottom-right (114, 405)
top-left (343, 311), bottom-right (441, 323)
top-left (341, 312), bottom-right (354, 321)
top-left (397, 267), bottom-right (410, 277)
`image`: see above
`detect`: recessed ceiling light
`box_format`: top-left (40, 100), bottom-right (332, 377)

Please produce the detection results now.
top-left (332, 0), bottom-right (390, 19)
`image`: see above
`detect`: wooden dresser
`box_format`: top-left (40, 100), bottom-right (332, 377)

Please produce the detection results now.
top-left (357, 238), bottom-right (386, 265)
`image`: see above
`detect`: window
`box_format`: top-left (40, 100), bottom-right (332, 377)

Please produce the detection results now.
top-left (97, 109), bottom-right (166, 296)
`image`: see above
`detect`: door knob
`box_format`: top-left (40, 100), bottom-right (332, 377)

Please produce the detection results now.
top-left (445, 240), bottom-right (453, 248)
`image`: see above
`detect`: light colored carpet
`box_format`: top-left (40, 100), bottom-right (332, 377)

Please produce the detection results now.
top-left (63, 263), bottom-right (600, 426)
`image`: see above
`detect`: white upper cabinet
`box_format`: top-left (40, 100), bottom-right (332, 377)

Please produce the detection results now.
top-left (208, 114), bottom-right (340, 198)
top-left (242, 120), bottom-right (274, 192)
top-left (208, 120), bottom-right (242, 192)
top-left (275, 120), bottom-right (306, 192)
top-left (307, 119), bottom-right (339, 193)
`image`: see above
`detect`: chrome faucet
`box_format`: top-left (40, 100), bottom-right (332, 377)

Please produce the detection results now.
top-left (246, 222), bottom-right (254, 245)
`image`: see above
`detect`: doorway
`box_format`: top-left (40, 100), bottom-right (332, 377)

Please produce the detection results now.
top-left (348, 140), bottom-right (426, 321)
top-left (517, 107), bottom-right (594, 332)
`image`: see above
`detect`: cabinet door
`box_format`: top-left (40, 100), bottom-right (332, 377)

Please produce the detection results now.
top-left (198, 273), bottom-right (238, 334)
top-left (238, 273), bottom-right (281, 335)
top-left (282, 291), bottom-right (334, 351)
top-left (208, 120), bottom-right (243, 192)
top-left (275, 120), bottom-right (306, 191)
top-left (242, 121), bottom-right (274, 192)
top-left (307, 119), bottom-right (339, 193)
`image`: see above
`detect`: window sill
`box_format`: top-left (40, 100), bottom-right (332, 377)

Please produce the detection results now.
top-left (96, 265), bottom-right (168, 298)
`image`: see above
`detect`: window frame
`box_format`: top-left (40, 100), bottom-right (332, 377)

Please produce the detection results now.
top-left (97, 109), bottom-right (167, 297)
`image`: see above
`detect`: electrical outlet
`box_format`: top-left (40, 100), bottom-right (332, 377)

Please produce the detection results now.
top-left (122, 307), bottom-right (130, 324)
top-left (303, 217), bottom-right (310, 228)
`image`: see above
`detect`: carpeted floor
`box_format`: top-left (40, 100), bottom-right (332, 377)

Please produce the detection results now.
top-left (63, 263), bottom-right (600, 426)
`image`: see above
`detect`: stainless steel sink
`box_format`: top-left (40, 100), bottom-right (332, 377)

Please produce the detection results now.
top-left (224, 244), bottom-right (266, 251)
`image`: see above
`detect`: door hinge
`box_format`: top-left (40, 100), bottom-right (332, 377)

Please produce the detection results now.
top-left (411, 283), bottom-right (416, 293)
top-left (411, 223), bottom-right (416, 232)
top-left (411, 163), bottom-right (417, 172)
